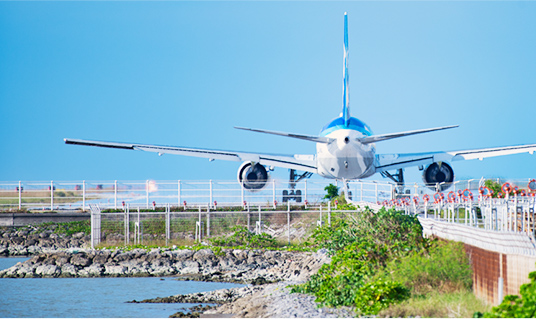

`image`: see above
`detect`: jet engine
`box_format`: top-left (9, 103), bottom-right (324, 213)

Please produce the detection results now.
top-left (237, 162), bottom-right (269, 191)
top-left (422, 162), bottom-right (454, 191)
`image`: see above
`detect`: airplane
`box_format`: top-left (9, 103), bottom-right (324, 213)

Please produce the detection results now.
top-left (65, 12), bottom-right (536, 201)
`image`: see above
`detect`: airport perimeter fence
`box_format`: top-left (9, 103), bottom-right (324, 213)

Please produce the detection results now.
top-left (0, 179), bottom-right (394, 211)
top-left (388, 178), bottom-right (536, 236)
top-left (88, 203), bottom-right (344, 248)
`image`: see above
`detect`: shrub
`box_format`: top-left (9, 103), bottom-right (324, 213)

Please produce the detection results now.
top-left (477, 270), bottom-right (536, 318)
top-left (209, 225), bottom-right (278, 249)
top-left (291, 207), bottom-right (425, 314)
top-left (384, 240), bottom-right (473, 295)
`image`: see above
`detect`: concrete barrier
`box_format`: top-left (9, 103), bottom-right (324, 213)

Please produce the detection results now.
top-left (0, 212), bottom-right (90, 227)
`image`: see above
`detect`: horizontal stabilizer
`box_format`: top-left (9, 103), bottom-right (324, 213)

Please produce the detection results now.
top-left (234, 127), bottom-right (334, 144)
top-left (358, 125), bottom-right (459, 144)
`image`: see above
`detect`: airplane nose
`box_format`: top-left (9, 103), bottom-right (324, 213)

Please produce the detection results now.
top-left (344, 136), bottom-right (350, 144)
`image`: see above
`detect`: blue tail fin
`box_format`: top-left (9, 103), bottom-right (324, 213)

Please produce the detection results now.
top-left (342, 12), bottom-right (350, 127)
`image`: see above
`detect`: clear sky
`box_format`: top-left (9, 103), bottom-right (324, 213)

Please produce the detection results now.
top-left (1, 1), bottom-right (536, 185)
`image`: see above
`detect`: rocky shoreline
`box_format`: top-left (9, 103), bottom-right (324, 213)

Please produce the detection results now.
top-left (0, 248), bottom-right (329, 283)
top-left (0, 226), bottom-right (353, 318)
top-left (0, 226), bottom-right (90, 256)
top-left (133, 281), bottom-right (356, 318)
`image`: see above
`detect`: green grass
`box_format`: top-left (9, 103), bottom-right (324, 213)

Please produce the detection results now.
top-left (379, 290), bottom-right (491, 318)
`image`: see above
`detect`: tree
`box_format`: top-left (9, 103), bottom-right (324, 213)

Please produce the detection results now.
top-left (324, 184), bottom-right (339, 200)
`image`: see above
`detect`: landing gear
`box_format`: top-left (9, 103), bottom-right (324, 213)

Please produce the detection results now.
top-left (381, 168), bottom-right (405, 194)
top-left (282, 169), bottom-right (312, 203)
top-left (282, 189), bottom-right (302, 203)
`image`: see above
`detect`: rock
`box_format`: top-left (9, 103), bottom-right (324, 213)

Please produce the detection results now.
top-left (72, 232), bottom-right (85, 239)
top-left (60, 264), bottom-right (78, 277)
top-left (71, 254), bottom-right (91, 267)
top-left (104, 264), bottom-right (127, 277)
top-left (171, 249), bottom-right (195, 261)
top-left (85, 264), bottom-right (103, 276)
top-left (35, 264), bottom-right (59, 277)
top-left (176, 260), bottom-right (200, 274)
top-left (92, 251), bottom-right (110, 264)
top-left (193, 249), bottom-right (214, 261)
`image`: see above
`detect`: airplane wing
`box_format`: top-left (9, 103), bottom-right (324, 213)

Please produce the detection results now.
top-left (375, 144), bottom-right (536, 172)
top-left (64, 138), bottom-right (318, 173)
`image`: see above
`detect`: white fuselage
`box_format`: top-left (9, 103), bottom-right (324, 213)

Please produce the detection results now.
top-left (316, 129), bottom-right (376, 180)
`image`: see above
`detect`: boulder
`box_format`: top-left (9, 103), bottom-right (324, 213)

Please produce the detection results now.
top-left (71, 254), bottom-right (91, 267)
top-left (60, 264), bottom-right (78, 277)
top-left (35, 264), bottom-right (59, 277)
top-left (104, 265), bottom-right (127, 277)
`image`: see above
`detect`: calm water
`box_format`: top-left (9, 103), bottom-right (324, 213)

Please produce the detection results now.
top-left (0, 257), bottom-right (243, 318)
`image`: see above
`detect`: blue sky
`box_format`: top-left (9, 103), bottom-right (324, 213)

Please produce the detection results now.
top-left (1, 1), bottom-right (536, 185)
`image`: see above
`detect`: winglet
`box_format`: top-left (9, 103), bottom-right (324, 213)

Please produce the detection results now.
top-left (342, 12), bottom-right (350, 127)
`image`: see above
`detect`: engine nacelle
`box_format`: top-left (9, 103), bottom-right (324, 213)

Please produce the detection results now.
top-left (422, 162), bottom-right (454, 191)
top-left (237, 162), bottom-right (269, 191)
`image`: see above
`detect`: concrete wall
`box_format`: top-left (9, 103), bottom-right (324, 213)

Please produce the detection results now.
top-left (419, 217), bottom-right (536, 305)
top-left (0, 213), bottom-right (90, 227)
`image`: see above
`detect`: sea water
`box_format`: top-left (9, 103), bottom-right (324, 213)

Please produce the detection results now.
top-left (0, 257), bottom-right (243, 318)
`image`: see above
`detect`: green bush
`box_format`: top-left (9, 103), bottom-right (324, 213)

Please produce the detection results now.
top-left (52, 220), bottom-right (91, 236)
top-left (292, 207), bottom-right (425, 314)
top-left (384, 240), bottom-right (473, 295)
top-left (477, 270), bottom-right (536, 318)
top-left (209, 225), bottom-right (278, 249)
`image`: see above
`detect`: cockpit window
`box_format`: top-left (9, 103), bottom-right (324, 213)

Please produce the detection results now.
top-left (320, 117), bottom-right (373, 136)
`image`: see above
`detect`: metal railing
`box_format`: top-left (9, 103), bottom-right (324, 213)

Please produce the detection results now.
top-left (388, 178), bottom-right (536, 237)
top-left (0, 179), bottom-right (394, 211)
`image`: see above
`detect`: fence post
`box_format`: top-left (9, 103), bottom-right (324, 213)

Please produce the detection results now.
top-left (146, 180), bottom-right (149, 209)
top-left (125, 204), bottom-right (130, 245)
top-left (137, 207), bottom-right (141, 245)
top-left (90, 204), bottom-right (101, 249)
top-left (209, 180), bottom-right (213, 208)
top-left (178, 180), bottom-right (181, 207)
top-left (241, 182), bottom-right (244, 206)
top-left (255, 206), bottom-right (262, 235)
top-left (328, 201), bottom-right (331, 227)
top-left (207, 205), bottom-right (211, 238)
top-left (50, 180), bottom-right (54, 211)
top-left (83, 180), bottom-right (86, 211)
top-left (247, 213), bottom-right (251, 232)
top-left (287, 209), bottom-right (290, 245)
top-left (319, 204), bottom-right (323, 227)
top-left (166, 205), bottom-right (170, 246)
top-left (114, 180), bottom-right (118, 210)
top-left (272, 179), bottom-right (276, 206)
top-left (304, 179), bottom-right (308, 204)
top-left (18, 181), bottom-right (22, 210)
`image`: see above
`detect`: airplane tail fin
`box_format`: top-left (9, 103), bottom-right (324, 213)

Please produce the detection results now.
top-left (342, 12), bottom-right (350, 127)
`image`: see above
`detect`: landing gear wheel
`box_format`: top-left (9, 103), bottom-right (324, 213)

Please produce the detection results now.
top-left (282, 190), bottom-right (289, 203)
top-left (295, 190), bottom-right (302, 203)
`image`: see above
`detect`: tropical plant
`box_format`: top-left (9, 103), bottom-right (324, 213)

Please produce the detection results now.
top-left (324, 184), bottom-right (339, 200)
